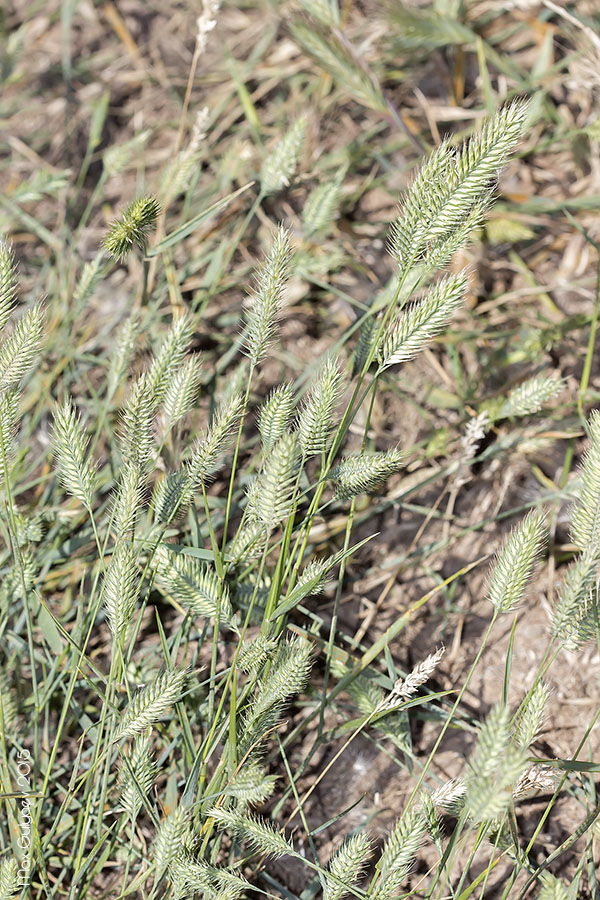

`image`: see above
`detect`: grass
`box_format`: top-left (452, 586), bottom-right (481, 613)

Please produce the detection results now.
top-left (1, 1), bottom-right (600, 898)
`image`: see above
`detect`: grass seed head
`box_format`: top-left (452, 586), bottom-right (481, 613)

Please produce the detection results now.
top-left (260, 116), bottom-right (307, 195)
top-left (331, 448), bottom-right (404, 500)
top-left (103, 196), bottom-right (161, 260)
top-left (487, 510), bottom-right (546, 613)
top-left (0, 239), bottom-right (17, 334)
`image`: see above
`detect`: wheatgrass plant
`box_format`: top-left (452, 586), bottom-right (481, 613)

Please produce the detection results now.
top-left (2, 82), bottom-right (599, 900)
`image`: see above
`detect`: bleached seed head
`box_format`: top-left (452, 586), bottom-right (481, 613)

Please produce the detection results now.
top-left (430, 778), bottom-right (466, 810)
top-left (512, 764), bottom-right (555, 800)
top-left (389, 646), bottom-right (445, 704)
top-left (196, 0), bottom-right (221, 54)
top-left (460, 412), bottom-right (489, 461)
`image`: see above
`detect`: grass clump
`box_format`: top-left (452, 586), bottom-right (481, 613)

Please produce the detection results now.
top-left (2, 4), bottom-right (600, 897)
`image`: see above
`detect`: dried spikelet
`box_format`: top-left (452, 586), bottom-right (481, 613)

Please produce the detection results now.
top-left (512, 764), bottom-right (555, 801)
top-left (296, 357), bottom-right (342, 457)
top-left (571, 411), bottom-right (600, 550)
top-left (0, 857), bottom-right (18, 900)
top-left (249, 432), bottom-right (298, 528)
top-left (0, 239), bottom-right (17, 334)
top-left (104, 196), bottom-right (160, 261)
top-left (487, 510), bottom-right (546, 613)
top-left (196, 0), bottom-right (220, 54)
top-left (513, 680), bottom-right (549, 749)
top-left (209, 808), bottom-right (293, 859)
top-left (388, 646), bottom-right (445, 705)
top-left (103, 544), bottom-right (139, 642)
top-left (453, 411), bottom-right (489, 488)
top-left (302, 178), bottom-right (342, 238)
top-left (52, 400), bottom-right (97, 509)
top-left (107, 316), bottom-right (139, 400)
top-left (146, 315), bottom-right (193, 410)
top-left (464, 704), bottom-right (528, 823)
top-left (116, 668), bottom-right (187, 739)
top-left (119, 374), bottom-right (153, 471)
top-left (260, 117), bottom-right (307, 195)
top-left (324, 833), bottom-right (371, 900)
top-left (112, 463), bottom-right (145, 539)
top-left (155, 546), bottom-right (236, 629)
top-left (258, 384), bottom-right (295, 455)
top-left (152, 806), bottom-right (190, 882)
top-left (331, 448), bottom-right (404, 500)
top-left (378, 272), bottom-right (467, 369)
top-left (499, 375), bottom-right (563, 419)
top-left (224, 763), bottom-right (278, 805)
top-left (369, 806), bottom-right (426, 900)
top-left (0, 302), bottom-right (44, 394)
top-left (187, 392), bottom-right (243, 484)
top-left (430, 778), bottom-right (466, 810)
top-left (460, 412), bottom-right (488, 463)
top-left (391, 101), bottom-right (529, 276)
top-left (119, 730), bottom-right (156, 819)
top-left (244, 226), bottom-right (293, 365)
top-left (160, 355), bottom-right (202, 436)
